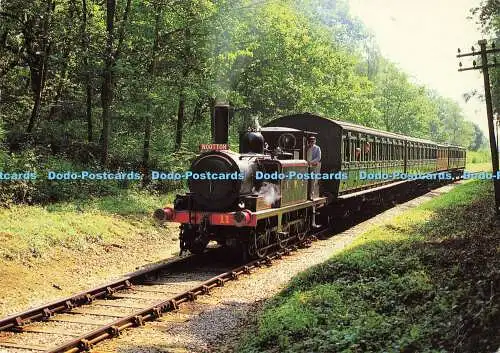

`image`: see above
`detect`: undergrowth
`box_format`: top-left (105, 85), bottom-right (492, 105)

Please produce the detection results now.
top-left (237, 180), bottom-right (499, 353)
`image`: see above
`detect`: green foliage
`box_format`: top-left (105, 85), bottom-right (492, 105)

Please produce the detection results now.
top-left (0, 151), bottom-right (130, 206)
top-left (472, 3), bottom-right (499, 132)
top-left (0, 0), bottom-right (477, 205)
top-left (469, 123), bottom-right (487, 151)
top-left (467, 149), bottom-right (491, 164)
top-left (225, 1), bottom-right (378, 127)
top-left (237, 181), bottom-right (499, 353)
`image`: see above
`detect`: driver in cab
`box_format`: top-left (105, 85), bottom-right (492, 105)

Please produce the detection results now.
top-left (306, 136), bottom-right (321, 170)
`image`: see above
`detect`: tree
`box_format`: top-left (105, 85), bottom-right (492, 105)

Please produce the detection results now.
top-left (100, 0), bottom-right (132, 166)
top-left (0, 0), bottom-right (56, 133)
top-left (225, 1), bottom-right (377, 128)
top-left (373, 61), bottom-right (435, 137)
top-left (469, 123), bottom-right (487, 150)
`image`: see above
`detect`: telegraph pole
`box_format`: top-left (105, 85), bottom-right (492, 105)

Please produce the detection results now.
top-left (457, 39), bottom-right (500, 215)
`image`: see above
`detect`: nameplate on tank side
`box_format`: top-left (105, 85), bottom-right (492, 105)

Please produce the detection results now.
top-left (199, 144), bottom-right (229, 151)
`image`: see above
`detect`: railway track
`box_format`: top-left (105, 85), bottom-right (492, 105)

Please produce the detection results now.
top-left (0, 232), bottom-right (326, 353)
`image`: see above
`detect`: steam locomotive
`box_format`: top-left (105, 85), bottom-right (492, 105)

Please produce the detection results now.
top-left (154, 105), bottom-right (466, 258)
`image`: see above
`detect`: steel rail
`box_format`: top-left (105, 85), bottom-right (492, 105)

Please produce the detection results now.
top-left (45, 247), bottom-right (296, 353)
top-left (45, 230), bottom-right (330, 353)
top-left (0, 254), bottom-right (199, 331)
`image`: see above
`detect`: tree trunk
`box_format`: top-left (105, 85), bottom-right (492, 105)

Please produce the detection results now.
top-left (142, 113), bottom-right (151, 185)
top-left (175, 93), bottom-right (185, 150)
top-left (100, 0), bottom-right (132, 166)
top-left (81, 0), bottom-right (93, 141)
top-left (26, 0), bottom-right (54, 133)
top-left (48, 1), bottom-right (76, 121)
top-left (27, 75), bottom-right (44, 133)
top-left (142, 8), bottom-right (161, 186)
top-left (86, 74), bottom-right (93, 142)
top-left (48, 51), bottom-right (70, 120)
top-left (174, 28), bottom-right (191, 151)
top-left (100, 0), bottom-right (116, 166)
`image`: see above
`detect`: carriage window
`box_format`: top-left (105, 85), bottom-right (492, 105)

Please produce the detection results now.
top-left (364, 141), bottom-right (371, 161)
top-left (343, 137), bottom-right (350, 162)
top-left (362, 140), bottom-right (366, 161)
top-left (350, 138), bottom-right (356, 162)
top-left (356, 138), bottom-right (361, 161)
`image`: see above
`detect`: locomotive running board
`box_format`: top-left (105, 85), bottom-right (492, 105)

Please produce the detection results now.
top-left (252, 198), bottom-right (327, 219)
top-left (251, 197), bottom-right (327, 232)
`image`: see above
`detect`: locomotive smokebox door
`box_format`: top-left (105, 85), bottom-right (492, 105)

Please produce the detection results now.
top-left (212, 104), bottom-right (231, 144)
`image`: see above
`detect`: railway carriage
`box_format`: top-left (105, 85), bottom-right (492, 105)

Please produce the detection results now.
top-left (265, 113), bottom-right (466, 198)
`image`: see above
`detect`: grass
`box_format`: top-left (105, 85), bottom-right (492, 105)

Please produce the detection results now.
top-left (0, 189), bottom-right (179, 261)
top-left (466, 160), bottom-right (492, 173)
top-left (466, 149), bottom-right (491, 165)
top-left (236, 180), bottom-right (499, 353)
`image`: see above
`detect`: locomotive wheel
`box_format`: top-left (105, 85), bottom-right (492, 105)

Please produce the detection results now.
top-left (181, 228), bottom-right (208, 255)
top-left (248, 230), bottom-right (270, 259)
top-left (296, 219), bottom-right (309, 241)
top-left (276, 227), bottom-right (287, 249)
top-left (189, 239), bottom-right (208, 255)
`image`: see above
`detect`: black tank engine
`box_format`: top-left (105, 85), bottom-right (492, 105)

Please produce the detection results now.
top-left (155, 105), bottom-right (326, 258)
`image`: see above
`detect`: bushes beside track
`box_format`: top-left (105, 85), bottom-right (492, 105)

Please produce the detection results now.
top-left (236, 180), bottom-right (499, 353)
top-left (0, 148), bottom-right (192, 206)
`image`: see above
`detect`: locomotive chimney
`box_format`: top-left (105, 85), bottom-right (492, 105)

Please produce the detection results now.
top-left (212, 104), bottom-right (230, 144)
